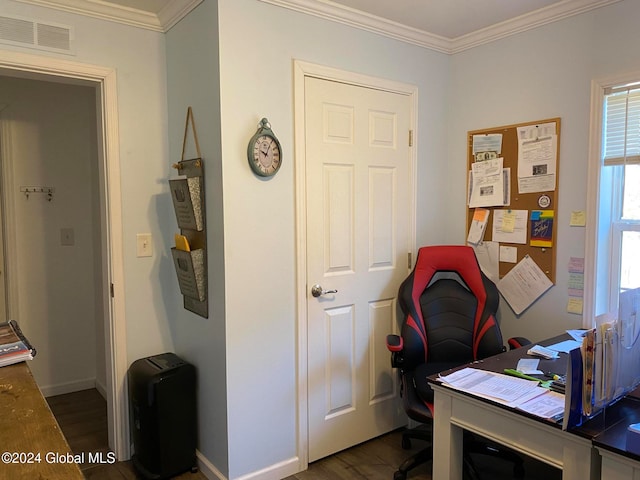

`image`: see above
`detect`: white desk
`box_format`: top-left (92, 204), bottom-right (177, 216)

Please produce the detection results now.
top-left (431, 383), bottom-right (600, 480)
top-left (590, 393), bottom-right (640, 480)
top-left (597, 448), bottom-right (640, 480)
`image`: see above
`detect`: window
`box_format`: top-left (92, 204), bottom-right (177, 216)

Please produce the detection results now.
top-left (593, 82), bottom-right (640, 318)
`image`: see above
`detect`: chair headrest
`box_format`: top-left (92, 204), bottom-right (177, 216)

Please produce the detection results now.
top-left (412, 246), bottom-right (486, 305)
top-left (405, 245), bottom-right (490, 359)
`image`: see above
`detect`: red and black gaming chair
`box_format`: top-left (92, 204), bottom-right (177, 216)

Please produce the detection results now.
top-left (386, 245), bottom-right (530, 480)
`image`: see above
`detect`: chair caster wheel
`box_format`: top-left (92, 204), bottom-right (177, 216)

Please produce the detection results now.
top-left (394, 471), bottom-right (407, 480)
top-left (401, 436), bottom-right (412, 449)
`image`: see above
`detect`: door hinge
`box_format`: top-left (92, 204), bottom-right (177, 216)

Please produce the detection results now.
top-left (408, 252), bottom-right (412, 269)
top-left (110, 283), bottom-right (114, 298)
top-left (408, 130), bottom-right (413, 147)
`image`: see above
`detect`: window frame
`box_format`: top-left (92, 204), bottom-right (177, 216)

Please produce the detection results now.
top-left (586, 71), bottom-right (640, 327)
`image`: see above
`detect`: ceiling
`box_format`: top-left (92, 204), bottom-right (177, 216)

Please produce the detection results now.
top-left (14, 0), bottom-right (622, 53)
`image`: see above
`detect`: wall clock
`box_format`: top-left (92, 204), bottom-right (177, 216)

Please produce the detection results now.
top-left (247, 118), bottom-right (282, 177)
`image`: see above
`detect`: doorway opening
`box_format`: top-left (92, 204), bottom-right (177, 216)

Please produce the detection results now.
top-left (0, 51), bottom-right (128, 459)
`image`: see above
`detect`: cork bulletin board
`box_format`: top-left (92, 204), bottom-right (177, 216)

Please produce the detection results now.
top-left (466, 118), bottom-right (561, 284)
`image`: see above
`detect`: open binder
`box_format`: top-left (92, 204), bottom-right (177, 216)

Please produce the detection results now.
top-left (0, 320), bottom-right (37, 367)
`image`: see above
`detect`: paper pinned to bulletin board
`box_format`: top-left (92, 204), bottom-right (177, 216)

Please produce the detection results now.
top-left (466, 118), bottom-right (561, 298)
top-left (497, 255), bottom-right (553, 315)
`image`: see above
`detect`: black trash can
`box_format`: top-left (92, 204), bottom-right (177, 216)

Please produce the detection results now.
top-left (128, 352), bottom-right (197, 479)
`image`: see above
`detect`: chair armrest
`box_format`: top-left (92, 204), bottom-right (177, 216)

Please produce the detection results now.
top-left (386, 335), bottom-right (404, 368)
top-left (507, 337), bottom-right (532, 350)
top-left (386, 334), bottom-right (403, 352)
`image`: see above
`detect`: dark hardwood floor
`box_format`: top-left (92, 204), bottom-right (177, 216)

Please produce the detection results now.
top-left (46, 389), bottom-right (562, 480)
top-left (287, 428), bottom-right (563, 480)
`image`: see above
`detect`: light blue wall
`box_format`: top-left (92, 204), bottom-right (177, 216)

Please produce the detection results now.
top-left (165, 0), bottom-right (228, 475)
top-left (449, 0), bottom-right (640, 343)
top-left (215, 0), bottom-right (450, 477)
top-left (0, 0), bottom-right (175, 363)
top-left (168, 0), bottom-right (640, 477)
top-left (6, 0), bottom-right (640, 477)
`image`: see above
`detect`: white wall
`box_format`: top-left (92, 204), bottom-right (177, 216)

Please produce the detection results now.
top-left (448, 0), bottom-right (640, 343)
top-left (216, 0), bottom-right (449, 477)
top-left (0, 76), bottom-right (100, 394)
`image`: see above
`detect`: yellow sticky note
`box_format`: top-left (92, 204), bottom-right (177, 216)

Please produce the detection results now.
top-left (501, 211), bottom-right (516, 233)
top-left (570, 211), bottom-right (586, 227)
top-left (567, 297), bottom-right (583, 315)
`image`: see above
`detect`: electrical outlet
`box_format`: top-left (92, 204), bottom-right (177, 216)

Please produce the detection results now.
top-left (136, 233), bottom-right (153, 257)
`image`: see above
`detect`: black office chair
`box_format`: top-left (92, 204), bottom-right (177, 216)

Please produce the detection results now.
top-left (386, 245), bottom-right (530, 480)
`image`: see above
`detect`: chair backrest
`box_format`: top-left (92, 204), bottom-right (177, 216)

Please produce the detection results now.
top-left (397, 245), bottom-right (504, 373)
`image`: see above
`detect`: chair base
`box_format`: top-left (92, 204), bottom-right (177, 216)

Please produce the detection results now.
top-left (393, 427), bottom-right (525, 479)
top-left (466, 437), bottom-right (525, 478)
top-left (394, 444), bottom-right (432, 480)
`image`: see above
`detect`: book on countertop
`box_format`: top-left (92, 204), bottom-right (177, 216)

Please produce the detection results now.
top-left (0, 319), bottom-right (36, 368)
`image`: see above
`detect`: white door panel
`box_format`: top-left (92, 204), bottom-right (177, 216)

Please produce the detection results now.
top-left (305, 76), bottom-right (411, 461)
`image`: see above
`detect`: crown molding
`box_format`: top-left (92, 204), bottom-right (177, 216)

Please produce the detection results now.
top-left (450, 0), bottom-right (623, 54)
top-left (157, 0), bottom-right (203, 32)
top-left (259, 0), bottom-right (623, 54)
top-left (13, 0), bottom-right (624, 46)
top-left (259, 0), bottom-right (450, 53)
top-left (13, 0), bottom-right (203, 33)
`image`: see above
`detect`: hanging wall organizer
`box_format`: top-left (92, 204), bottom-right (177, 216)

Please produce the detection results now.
top-left (170, 107), bottom-right (208, 318)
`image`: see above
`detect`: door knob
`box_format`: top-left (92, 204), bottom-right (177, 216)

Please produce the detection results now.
top-left (311, 284), bottom-right (338, 298)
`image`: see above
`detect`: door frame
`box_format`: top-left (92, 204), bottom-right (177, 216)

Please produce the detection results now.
top-left (293, 59), bottom-right (418, 469)
top-left (0, 50), bottom-right (128, 459)
top-left (0, 102), bottom-right (9, 323)
top-left (0, 105), bottom-right (18, 325)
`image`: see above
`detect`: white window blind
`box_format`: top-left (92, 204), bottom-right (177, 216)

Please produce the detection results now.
top-left (603, 84), bottom-right (640, 166)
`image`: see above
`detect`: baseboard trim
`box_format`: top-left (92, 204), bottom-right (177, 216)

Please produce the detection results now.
top-left (234, 456), bottom-right (301, 480)
top-left (195, 451), bottom-right (301, 480)
top-left (41, 377), bottom-right (97, 398)
top-left (95, 378), bottom-right (107, 399)
top-left (196, 450), bottom-right (226, 480)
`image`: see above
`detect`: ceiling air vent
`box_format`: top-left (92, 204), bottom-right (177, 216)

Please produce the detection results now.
top-left (37, 22), bottom-right (71, 51)
top-left (0, 14), bottom-right (73, 54)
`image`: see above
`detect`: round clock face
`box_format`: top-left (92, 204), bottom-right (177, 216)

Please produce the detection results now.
top-left (251, 134), bottom-right (281, 177)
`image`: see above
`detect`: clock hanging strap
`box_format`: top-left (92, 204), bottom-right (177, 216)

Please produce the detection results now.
top-left (181, 106), bottom-right (202, 161)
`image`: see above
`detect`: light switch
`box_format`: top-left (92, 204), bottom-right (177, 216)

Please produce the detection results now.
top-left (136, 233), bottom-right (153, 257)
top-left (60, 228), bottom-right (74, 246)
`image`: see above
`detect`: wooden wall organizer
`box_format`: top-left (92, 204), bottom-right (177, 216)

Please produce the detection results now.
top-left (466, 118), bottom-right (561, 284)
top-left (170, 107), bottom-right (208, 318)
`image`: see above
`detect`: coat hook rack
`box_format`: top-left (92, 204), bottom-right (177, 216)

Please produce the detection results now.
top-left (20, 186), bottom-right (55, 201)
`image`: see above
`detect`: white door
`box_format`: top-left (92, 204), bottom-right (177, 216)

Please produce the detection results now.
top-left (305, 76), bottom-right (412, 461)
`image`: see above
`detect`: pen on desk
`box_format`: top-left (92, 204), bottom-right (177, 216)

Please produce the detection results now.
top-left (503, 368), bottom-right (541, 382)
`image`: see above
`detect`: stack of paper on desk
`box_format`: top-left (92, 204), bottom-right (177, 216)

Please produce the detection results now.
top-left (438, 367), bottom-right (565, 419)
top-left (0, 320), bottom-right (36, 368)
